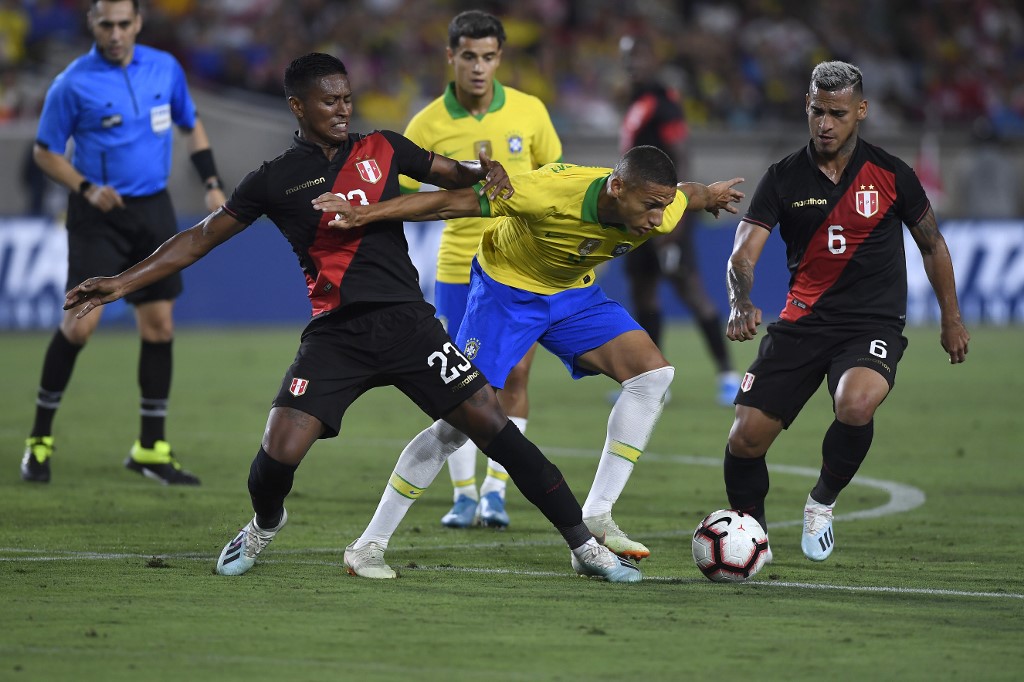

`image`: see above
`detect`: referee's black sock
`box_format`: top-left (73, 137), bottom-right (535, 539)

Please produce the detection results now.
top-left (482, 421), bottom-right (590, 549)
top-left (696, 313), bottom-right (731, 374)
top-left (138, 339), bottom-right (172, 448)
top-left (31, 330), bottom-right (84, 437)
top-left (811, 419), bottom-right (874, 505)
top-left (248, 448), bottom-right (297, 530)
top-left (724, 445), bottom-right (770, 533)
top-left (636, 310), bottom-right (663, 348)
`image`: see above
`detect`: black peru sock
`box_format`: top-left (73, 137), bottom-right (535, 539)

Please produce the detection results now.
top-left (724, 446), bottom-right (770, 532)
top-left (811, 419), bottom-right (874, 505)
top-left (482, 421), bottom-right (586, 546)
top-left (248, 448), bottom-right (297, 529)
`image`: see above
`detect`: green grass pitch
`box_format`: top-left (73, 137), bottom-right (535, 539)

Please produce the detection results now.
top-left (1, 324), bottom-right (1021, 681)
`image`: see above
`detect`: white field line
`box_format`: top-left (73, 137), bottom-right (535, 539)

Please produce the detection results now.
top-left (8, 442), bottom-right (1007, 599)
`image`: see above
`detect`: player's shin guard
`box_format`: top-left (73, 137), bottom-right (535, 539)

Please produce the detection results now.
top-left (811, 418), bottom-right (874, 505)
top-left (482, 421), bottom-right (590, 548)
top-left (724, 446), bottom-right (770, 533)
top-left (248, 448), bottom-right (297, 529)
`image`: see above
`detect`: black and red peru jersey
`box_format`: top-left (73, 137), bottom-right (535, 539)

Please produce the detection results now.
top-left (224, 130), bottom-right (434, 318)
top-left (619, 83), bottom-right (688, 155)
top-left (742, 138), bottom-right (930, 329)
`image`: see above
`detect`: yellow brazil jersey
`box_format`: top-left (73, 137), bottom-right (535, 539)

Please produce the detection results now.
top-left (400, 81), bottom-right (562, 284)
top-left (477, 163), bottom-right (688, 295)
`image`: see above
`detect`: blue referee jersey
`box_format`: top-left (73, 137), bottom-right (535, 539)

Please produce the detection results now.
top-left (36, 44), bottom-right (197, 198)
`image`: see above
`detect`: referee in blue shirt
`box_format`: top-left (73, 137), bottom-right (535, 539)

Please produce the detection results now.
top-left (20, 0), bottom-right (226, 486)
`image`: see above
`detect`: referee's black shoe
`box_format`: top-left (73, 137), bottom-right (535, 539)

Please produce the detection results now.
top-left (21, 436), bottom-right (53, 483)
top-left (125, 440), bottom-right (200, 485)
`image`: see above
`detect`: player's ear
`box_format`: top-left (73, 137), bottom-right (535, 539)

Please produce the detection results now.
top-left (857, 98), bottom-right (868, 121)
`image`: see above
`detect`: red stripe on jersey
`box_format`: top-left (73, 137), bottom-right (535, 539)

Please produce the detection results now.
top-left (306, 136), bottom-right (396, 316)
top-left (781, 162), bottom-right (897, 322)
top-left (620, 94), bottom-right (658, 152)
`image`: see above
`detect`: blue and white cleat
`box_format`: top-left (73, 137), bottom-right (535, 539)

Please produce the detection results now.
top-left (440, 494), bottom-right (478, 528)
top-left (571, 543), bottom-right (642, 583)
top-left (215, 509), bottom-right (287, 576)
top-left (477, 491), bottom-right (510, 528)
top-left (801, 495), bottom-right (835, 561)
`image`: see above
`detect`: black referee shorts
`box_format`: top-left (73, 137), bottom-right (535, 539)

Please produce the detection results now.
top-left (272, 301), bottom-right (491, 438)
top-left (735, 321), bottom-right (908, 427)
top-left (65, 190), bottom-right (183, 304)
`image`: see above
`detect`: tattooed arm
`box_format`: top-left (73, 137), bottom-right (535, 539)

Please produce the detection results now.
top-left (726, 220), bottom-right (770, 341)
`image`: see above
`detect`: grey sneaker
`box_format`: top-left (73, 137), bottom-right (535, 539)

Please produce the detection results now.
top-left (584, 512), bottom-right (650, 560)
top-left (344, 540), bottom-right (398, 579)
top-left (570, 543), bottom-right (642, 583)
top-left (215, 509), bottom-right (287, 576)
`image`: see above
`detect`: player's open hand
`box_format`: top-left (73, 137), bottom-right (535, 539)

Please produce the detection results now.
top-left (312, 192), bottom-right (362, 229)
top-left (478, 151), bottom-right (514, 200)
top-left (705, 178), bottom-right (745, 219)
top-left (64, 277), bottom-right (124, 318)
top-left (727, 301), bottom-right (762, 341)
top-left (940, 319), bottom-right (970, 364)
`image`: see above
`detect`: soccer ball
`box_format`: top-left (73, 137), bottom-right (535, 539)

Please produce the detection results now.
top-left (691, 509), bottom-right (770, 582)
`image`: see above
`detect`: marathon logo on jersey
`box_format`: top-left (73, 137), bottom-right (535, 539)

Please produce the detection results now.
top-left (741, 372), bottom-right (756, 392)
top-left (463, 337), bottom-right (481, 360)
top-left (356, 159), bottom-right (383, 184)
top-left (474, 140), bottom-right (493, 160)
top-left (101, 114), bottom-right (123, 128)
top-left (856, 188), bottom-right (879, 218)
top-left (289, 378), bottom-right (309, 397)
top-left (577, 238), bottom-right (603, 256)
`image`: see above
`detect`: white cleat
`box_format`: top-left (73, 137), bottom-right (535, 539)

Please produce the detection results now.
top-left (570, 542), bottom-right (642, 583)
top-left (584, 512), bottom-right (650, 561)
top-left (215, 509), bottom-right (287, 576)
top-left (801, 495), bottom-right (835, 561)
top-left (344, 540), bottom-right (398, 579)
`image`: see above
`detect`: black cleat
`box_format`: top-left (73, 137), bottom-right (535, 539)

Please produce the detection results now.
top-left (125, 440), bottom-right (200, 485)
top-left (21, 436), bottom-right (53, 483)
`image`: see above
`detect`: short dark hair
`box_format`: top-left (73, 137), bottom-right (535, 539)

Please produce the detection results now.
top-left (810, 61), bottom-right (863, 97)
top-left (614, 146), bottom-right (677, 188)
top-left (90, 0), bottom-right (140, 11)
top-left (448, 10), bottom-right (505, 50)
top-left (284, 53), bottom-right (347, 100)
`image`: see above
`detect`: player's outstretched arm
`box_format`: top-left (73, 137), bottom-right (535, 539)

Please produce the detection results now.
top-left (726, 220), bottom-right (768, 341)
top-left (907, 207), bottom-right (970, 364)
top-left (678, 178), bottom-right (745, 218)
top-left (426, 151), bottom-right (514, 199)
top-left (313, 188), bottom-right (485, 229)
top-left (64, 210), bottom-right (248, 318)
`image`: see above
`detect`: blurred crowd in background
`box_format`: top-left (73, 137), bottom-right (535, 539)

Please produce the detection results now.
top-left (3, 0), bottom-right (1024, 139)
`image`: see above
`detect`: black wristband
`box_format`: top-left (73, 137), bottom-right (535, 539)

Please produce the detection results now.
top-left (190, 148), bottom-right (220, 186)
top-left (78, 180), bottom-right (93, 195)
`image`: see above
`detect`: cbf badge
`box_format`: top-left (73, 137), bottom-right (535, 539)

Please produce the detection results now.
top-left (507, 135), bottom-right (523, 155)
top-left (356, 159), bottom-right (382, 184)
top-left (856, 189), bottom-right (878, 218)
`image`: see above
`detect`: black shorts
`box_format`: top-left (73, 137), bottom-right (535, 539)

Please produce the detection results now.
top-left (65, 190), bottom-right (183, 304)
top-left (734, 321), bottom-right (908, 428)
top-left (272, 301), bottom-right (490, 438)
top-left (623, 214), bottom-right (697, 278)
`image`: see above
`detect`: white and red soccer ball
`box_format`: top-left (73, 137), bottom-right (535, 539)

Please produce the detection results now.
top-left (691, 509), bottom-right (770, 582)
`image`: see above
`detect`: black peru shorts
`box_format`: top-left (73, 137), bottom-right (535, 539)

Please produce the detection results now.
top-left (272, 301), bottom-right (490, 438)
top-left (734, 321), bottom-right (908, 428)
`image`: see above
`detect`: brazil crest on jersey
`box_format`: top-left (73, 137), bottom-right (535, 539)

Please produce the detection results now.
top-left (476, 163), bottom-right (687, 295)
top-left (400, 81), bottom-right (562, 284)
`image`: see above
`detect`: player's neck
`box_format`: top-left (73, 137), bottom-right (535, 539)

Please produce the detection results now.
top-left (456, 87), bottom-right (494, 116)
